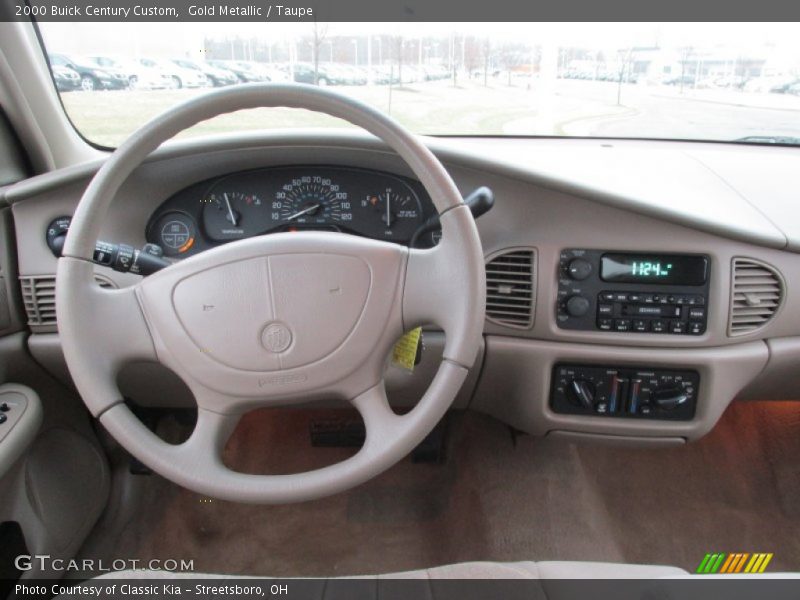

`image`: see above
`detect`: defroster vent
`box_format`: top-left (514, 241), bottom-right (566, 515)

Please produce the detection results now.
top-left (729, 258), bottom-right (784, 336)
top-left (485, 248), bottom-right (536, 329)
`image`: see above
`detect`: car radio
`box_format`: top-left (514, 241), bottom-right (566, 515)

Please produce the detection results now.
top-left (557, 249), bottom-right (710, 335)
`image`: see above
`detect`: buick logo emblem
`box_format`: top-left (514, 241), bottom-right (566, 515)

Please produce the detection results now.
top-left (261, 322), bottom-right (292, 353)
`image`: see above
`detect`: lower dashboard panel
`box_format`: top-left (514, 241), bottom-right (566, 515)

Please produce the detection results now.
top-left (472, 336), bottom-right (768, 443)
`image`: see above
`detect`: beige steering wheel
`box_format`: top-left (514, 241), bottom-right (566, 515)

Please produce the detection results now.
top-left (56, 84), bottom-right (485, 504)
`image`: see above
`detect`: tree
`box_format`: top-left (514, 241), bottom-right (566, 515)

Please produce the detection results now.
top-left (494, 42), bottom-right (527, 86)
top-left (679, 46), bottom-right (694, 94)
top-left (310, 21), bottom-right (328, 85)
top-left (616, 47), bottom-right (634, 105)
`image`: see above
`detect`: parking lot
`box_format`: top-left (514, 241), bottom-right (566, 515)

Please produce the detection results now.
top-left (59, 77), bottom-right (800, 147)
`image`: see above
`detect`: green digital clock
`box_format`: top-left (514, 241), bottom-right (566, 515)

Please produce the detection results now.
top-left (600, 253), bottom-right (708, 285)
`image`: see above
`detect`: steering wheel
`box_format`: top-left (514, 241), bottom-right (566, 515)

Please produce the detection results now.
top-left (56, 84), bottom-right (485, 504)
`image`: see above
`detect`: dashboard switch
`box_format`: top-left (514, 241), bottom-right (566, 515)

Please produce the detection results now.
top-left (568, 379), bottom-right (596, 410)
top-left (567, 258), bottom-right (593, 280)
top-left (551, 364), bottom-right (698, 421)
top-left (566, 295), bottom-right (591, 317)
top-left (653, 386), bottom-right (689, 411)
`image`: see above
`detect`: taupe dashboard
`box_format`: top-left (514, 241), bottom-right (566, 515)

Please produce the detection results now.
top-left (3, 132), bottom-right (800, 446)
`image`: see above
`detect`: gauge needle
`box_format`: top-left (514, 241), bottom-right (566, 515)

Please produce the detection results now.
top-left (223, 193), bottom-right (238, 227)
top-left (385, 193), bottom-right (392, 228)
top-left (286, 203), bottom-right (320, 221)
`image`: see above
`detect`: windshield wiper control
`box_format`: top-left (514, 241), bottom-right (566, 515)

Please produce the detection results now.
top-left (89, 241), bottom-right (169, 276)
top-left (46, 216), bottom-right (170, 276)
top-left (410, 186), bottom-right (495, 248)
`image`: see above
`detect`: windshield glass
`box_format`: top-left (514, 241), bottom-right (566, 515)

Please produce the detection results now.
top-left (38, 22), bottom-right (800, 147)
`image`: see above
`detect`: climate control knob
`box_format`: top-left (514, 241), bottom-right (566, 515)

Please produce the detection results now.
top-left (567, 258), bottom-right (593, 280)
top-left (567, 379), bottom-right (596, 409)
top-left (566, 295), bottom-right (591, 317)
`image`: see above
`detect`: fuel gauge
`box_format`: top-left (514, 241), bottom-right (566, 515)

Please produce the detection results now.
top-left (362, 188), bottom-right (423, 240)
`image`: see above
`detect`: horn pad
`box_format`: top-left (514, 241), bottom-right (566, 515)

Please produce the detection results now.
top-left (171, 253), bottom-right (371, 372)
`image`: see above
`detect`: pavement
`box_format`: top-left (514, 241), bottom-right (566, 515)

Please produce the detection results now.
top-left (58, 78), bottom-right (800, 146)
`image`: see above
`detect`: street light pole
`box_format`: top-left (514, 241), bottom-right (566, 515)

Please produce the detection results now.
top-left (352, 39), bottom-right (358, 66)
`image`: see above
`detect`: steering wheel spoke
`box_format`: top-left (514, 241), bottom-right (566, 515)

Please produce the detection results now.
top-left (403, 205), bottom-right (486, 369)
top-left (57, 257), bottom-right (156, 417)
top-left (350, 382), bottom-right (401, 446)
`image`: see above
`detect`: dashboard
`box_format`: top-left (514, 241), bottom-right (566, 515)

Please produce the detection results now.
top-left (145, 166), bottom-right (438, 258)
top-left (5, 133), bottom-right (800, 448)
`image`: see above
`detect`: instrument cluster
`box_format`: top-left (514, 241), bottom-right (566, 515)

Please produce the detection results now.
top-left (146, 166), bottom-right (437, 258)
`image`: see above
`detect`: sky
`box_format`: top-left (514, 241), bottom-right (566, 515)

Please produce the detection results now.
top-left (39, 22), bottom-right (800, 61)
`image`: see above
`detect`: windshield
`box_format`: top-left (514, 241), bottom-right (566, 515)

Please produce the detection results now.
top-left (38, 22), bottom-right (800, 147)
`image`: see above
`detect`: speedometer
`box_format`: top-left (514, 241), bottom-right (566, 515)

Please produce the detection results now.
top-left (274, 175), bottom-right (352, 225)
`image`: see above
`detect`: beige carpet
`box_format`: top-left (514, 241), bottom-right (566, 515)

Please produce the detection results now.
top-left (77, 401), bottom-right (800, 576)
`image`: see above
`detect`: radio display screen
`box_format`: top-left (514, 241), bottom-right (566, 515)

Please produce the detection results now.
top-left (600, 253), bottom-right (708, 285)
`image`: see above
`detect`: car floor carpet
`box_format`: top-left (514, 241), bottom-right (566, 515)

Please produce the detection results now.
top-left (74, 400), bottom-right (800, 577)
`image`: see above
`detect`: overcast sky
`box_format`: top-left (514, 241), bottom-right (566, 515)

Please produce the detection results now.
top-left (39, 22), bottom-right (800, 60)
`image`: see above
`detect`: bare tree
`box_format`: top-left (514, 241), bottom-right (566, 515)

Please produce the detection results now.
top-left (311, 21), bottom-right (329, 85)
top-left (494, 42), bottom-right (527, 86)
top-left (679, 46), bottom-right (694, 94)
top-left (616, 47), bottom-right (634, 105)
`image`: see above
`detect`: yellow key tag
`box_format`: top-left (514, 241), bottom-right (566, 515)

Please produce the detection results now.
top-left (391, 327), bottom-right (422, 372)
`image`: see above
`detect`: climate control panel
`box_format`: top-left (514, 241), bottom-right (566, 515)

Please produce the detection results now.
top-left (550, 363), bottom-right (699, 421)
top-left (557, 249), bottom-right (710, 335)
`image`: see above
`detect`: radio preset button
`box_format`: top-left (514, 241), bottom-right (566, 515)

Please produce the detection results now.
top-left (597, 318), bottom-right (614, 330)
top-left (670, 321), bottom-right (687, 334)
top-left (632, 319), bottom-right (649, 332)
top-left (614, 319), bottom-right (631, 331)
top-left (651, 319), bottom-right (667, 333)
top-left (688, 321), bottom-right (705, 335)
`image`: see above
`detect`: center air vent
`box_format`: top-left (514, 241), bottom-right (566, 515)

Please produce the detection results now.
top-left (485, 248), bottom-right (536, 329)
top-left (21, 275), bottom-right (117, 332)
top-left (729, 258), bottom-right (784, 336)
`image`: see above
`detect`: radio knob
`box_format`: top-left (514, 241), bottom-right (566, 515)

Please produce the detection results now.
top-left (567, 258), bottom-right (593, 280)
top-left (566, 295), bottom-right (591, 317)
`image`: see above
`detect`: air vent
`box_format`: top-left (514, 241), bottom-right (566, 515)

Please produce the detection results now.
top-left (21, 275), bottom-right (117, 331)
top-left (485, 248), bottom-right (536, 329)
top-left (729, 258), bottom-right (784, 336)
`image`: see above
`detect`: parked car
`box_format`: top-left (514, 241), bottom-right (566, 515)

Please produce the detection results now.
top-left (290, 62), bottom-right (352, 86)
top-left (374, 65), bottom-right (401, 84)
top-left (207, 59), bottom-right (263, 83)
top-left (234, 61), bottom-right (290, 83)
top-left (137, 57), bottom-right (208, 88)
top-left (86, 55), bottom-right (172, 90)
top-left (744, 76), bottom-right (796, 93)
top-left (51, 65), bottom-right (81, 91)
top-left (171, 59), bottom-right (238, 87)
top-left (663, 74), bottom-right (695, 86)
top-left (48, 53), bottom-right (127, 91)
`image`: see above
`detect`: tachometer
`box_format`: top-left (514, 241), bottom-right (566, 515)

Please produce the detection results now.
top-left (275, 176), bottom-right (352, 225)
top-left (202, 191), bottom-right (264, 242)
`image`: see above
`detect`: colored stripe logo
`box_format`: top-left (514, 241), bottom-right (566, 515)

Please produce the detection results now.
top-left (696, 552), bottom-right (773, 574)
